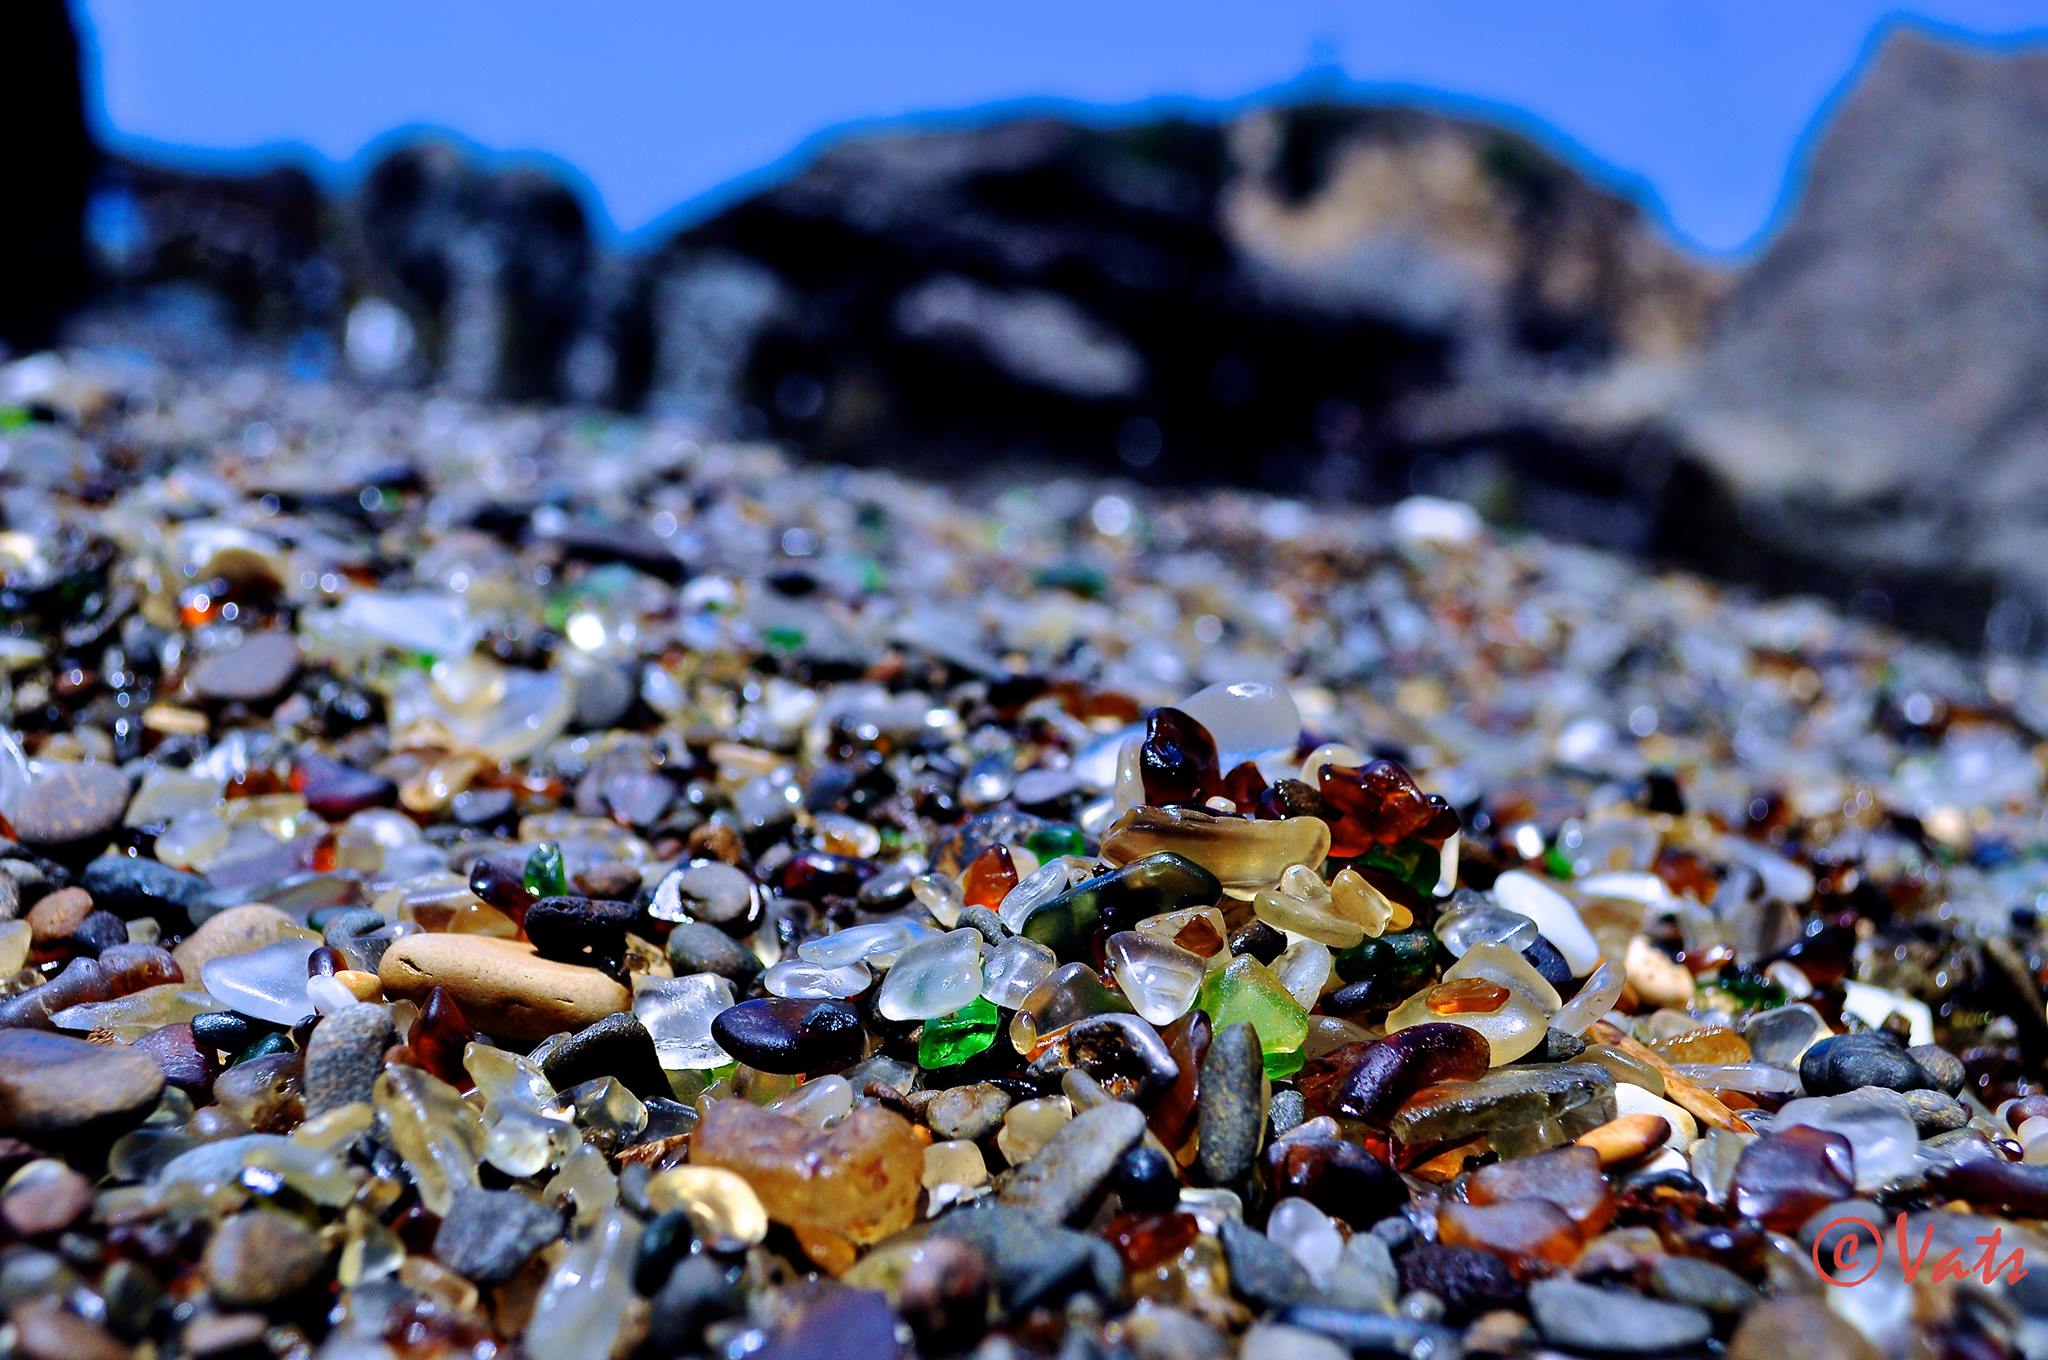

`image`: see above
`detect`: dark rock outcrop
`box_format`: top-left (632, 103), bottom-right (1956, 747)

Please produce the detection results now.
top-left (0, 0), bottom-right (95, 352)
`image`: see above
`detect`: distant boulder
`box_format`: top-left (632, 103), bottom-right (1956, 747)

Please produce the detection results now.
top-left (653, 106), bottom-right (1719, 489)
top-left (1675, 28), bottom-right (2048, 642)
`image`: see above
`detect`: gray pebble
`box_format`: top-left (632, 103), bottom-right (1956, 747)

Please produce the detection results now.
top-left (1648, 1256), bottom-right (1759, 1314)
top-left (646, 1254), bottom-right (742, 1355)
top-left (203, 1210), bottom-right (326, 1305)
top-left (665, 921), bottom-right (762, 984)
top-left (1529, 1277), bottom-right (1711, 1354)
top-left (1800, 1031), bottom-right (1930, 1095)
top-left (433, 1186), bottom-right (564, 1285)
top-left (927, 1082), bottom-right (1013, 1141)
top-left (303, 1003), bottom-right (396, 1116)
top-left (1196, 1021), bottom-right (1264, 1186)
top-left (1218, 1218), bottom-right (1312, 1309)
top-left (652, 860), bottom-right (755, 926)
top-left (999, 1100), bottom-right (1145, 1223)
top-left (1268, 1088), bottom-right (1308, 1139)
top-left (932, 1203), bottom-right (1123, 1310)
top-left (1907, 1043), bottom-right (1967, 1095)
top-left (959, 906), bottom-right (1006, 942)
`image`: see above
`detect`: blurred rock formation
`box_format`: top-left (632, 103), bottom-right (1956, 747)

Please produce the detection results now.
top-left (26, 21), bottom-right (2048, 645)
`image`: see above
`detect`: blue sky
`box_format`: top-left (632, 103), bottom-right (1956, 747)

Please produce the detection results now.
top-left (77, 1), bottom-right (2048, 259)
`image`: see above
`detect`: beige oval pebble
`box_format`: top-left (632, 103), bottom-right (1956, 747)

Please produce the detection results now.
top-left (1624, 934), bottom-right (1694, 1010)
top-left (1573, 1112), bottom-right (1671, 1168)
top-left (378, 934), bottom-right (629, 1043)
top-left (172, 903), bottom-right (308, 976)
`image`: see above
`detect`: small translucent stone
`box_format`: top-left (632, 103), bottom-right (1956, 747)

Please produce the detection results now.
top-left (53, 984), bottom-right (216, 1041)
top-left (634, 973), bottom-right (736, 1070)
top-left (201, 939), bottom-right (321, 1026)
top-left (1329, 867), bottom-right (1399, 938)
top-left (998, 858), bottom-right (1084, 933)
top-left (1388, 973), bottom-right (1547, 1066)
top-left (374, 1066), bottom-right (485, 1216)
top-left (0, 920), bottom-right (27, 977)
top-left (1177, 680), bottom-right (1301, 765)
top-left (1253, 873), bottom-right (1364, 948)
top-left (1271, 939), bottom-right (1334, 1010)
top-left (526, 1208), bottom-right (641, 1360)
top-left (155, 809), bottom-right (229, 871)
top-left (911, 872), bottom-right (966, 927)
top-left (1197, 956), bottom-right (1309, 1073)
top-left (1101, 806), bottom-right (1330, 891)
top-left (1552, 959), bottom-right (1623, 1035)
top-left (766, 1075), bottom-right (854, 1128)
top-left (1774, 1091), bottom-right (1920, 1190)
top-left (995, 1095), bottom-right (1072, 1165)
top-left (1268, 1196), bottom-right (1345, 1285)
top-left (544, 1142), bottom-right (619, 1228)
top-left (877, 929), bottom-right (986, 1022)
top-left (981, 936), bottom-right (1058, 1009)
top-left (923, 1139), bottom-right (990, 1214)
top-left (645, 1165), bottom-right (769, 1245)
top-left (1135, 906), bottom-right (1232, 971)
top-left (691, 1098), bottom-right (922, 1245)
top-left (763, 958), bottom-right (872, 999)
top-left (1434, 895), bottom-right (1539, 957)
top-left (1106, 931), bottom-right (1206, 1024)
top-left (919, 997), bottom-right (1001, 1068)
top-left (1009, 960), bottom-right (1132, 1052)
top-left (798, 917), bottom-right (933, 969)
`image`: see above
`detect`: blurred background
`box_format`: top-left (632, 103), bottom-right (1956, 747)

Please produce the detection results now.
top-left (9, 1), bottom-right (2048, 649)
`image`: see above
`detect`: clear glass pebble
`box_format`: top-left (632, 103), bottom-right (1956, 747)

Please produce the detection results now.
top-left (200, 938), bottom-right (321, 1026)
top-left (877, 929), bottom-right (985, 1022)
top-left (634, 974), bottom-right (736, 1070)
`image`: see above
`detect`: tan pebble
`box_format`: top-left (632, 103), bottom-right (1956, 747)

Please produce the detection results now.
top-left (26, 888), bottom-right (93, 945)
top-left (12, 1299), bottom-right (128, 1360)
top-left (334, 969), bottom-right (383, 1002)
top-left (172, 903), bottom-right (305, 976)
top-left (1624, 935), bottom-right (1694, 1009)
top-left (378, 934), bottom-right (629, 1043)
top-left (1573, 1112), bottom-right (1671, 1168)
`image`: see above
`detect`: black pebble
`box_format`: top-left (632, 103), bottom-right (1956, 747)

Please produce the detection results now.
top-left (709, 997), bottom-right (864, 1074)
top-left (1112, 1144), bottom-right (1179, 1213)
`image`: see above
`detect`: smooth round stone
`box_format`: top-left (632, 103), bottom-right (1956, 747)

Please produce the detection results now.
top-left (203, 1209), bottom-right (327, 1305)
top-left (1527, 1278), bottom-right (1711, 1354)
top-left (877, 929), bottom-right (984, 1021)
top-left (79, 856), bottom-right (209, 925)
top-left (926, 1083), bottom-right (1013, 1141)
top-left (649, 861), bottom-right (756, 926)
top-left (1395, 1243), bottom-right (1523, 1321)
top-left (173, 903), bottom-right (304, 976)
top-left (0, 1029), bottom-right (165, 1138)
top-left (1489, 871), bottom-right (1599, 976)
top-left (200, 938), bottom-right (321, 1026)
top-left (186, 631), bottom-right (300, 705)
top-left (25, 886), bottom-right (93, 945)
top-left (1800, 1032), bottom-right (1931, 1095)
top-left (11, 763), bottom-right (130, 852)
top-left (709, 997), bottom-right (864, 1074)
top-left (378, 934), bottom-right (631, 1044)
top-left (665, 921), bottom-right (762, 984)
